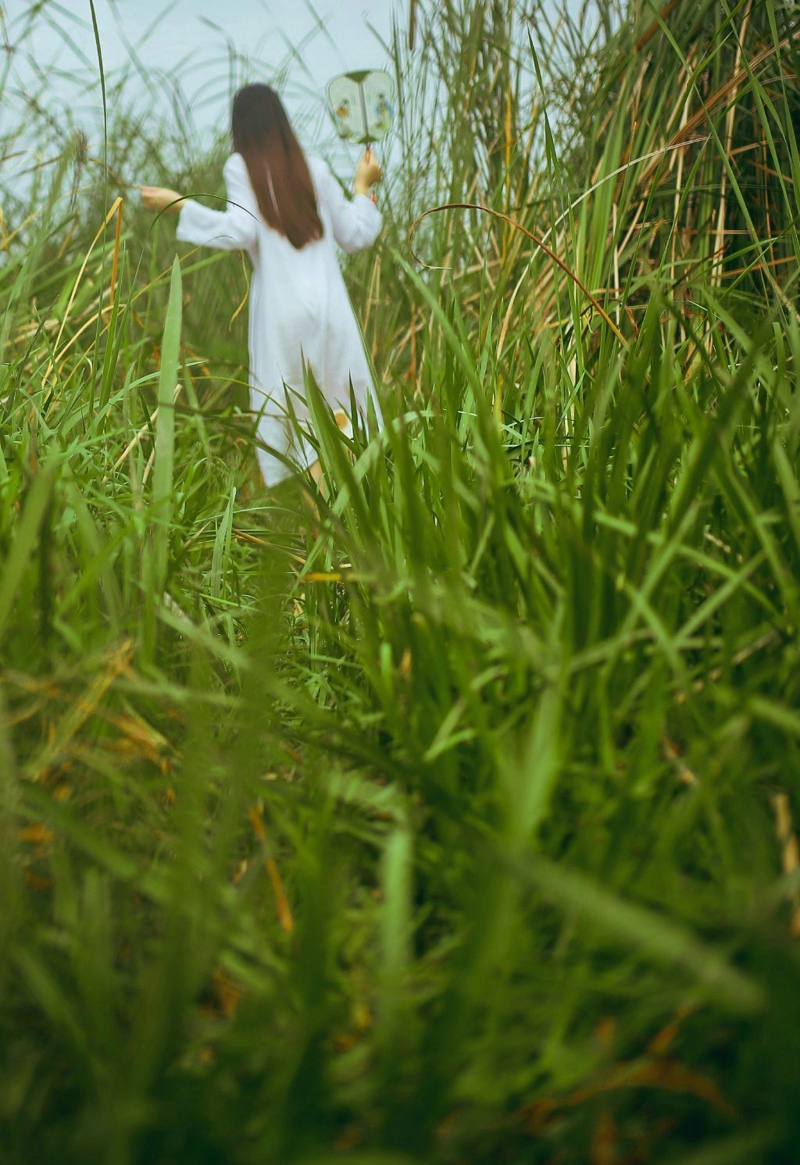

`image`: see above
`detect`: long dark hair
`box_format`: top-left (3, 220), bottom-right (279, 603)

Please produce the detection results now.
top-left (232, 84), bottom-right (323, 250)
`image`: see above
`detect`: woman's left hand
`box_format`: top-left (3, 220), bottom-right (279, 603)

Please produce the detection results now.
top-left (140, 186), bottom-right (185, 213)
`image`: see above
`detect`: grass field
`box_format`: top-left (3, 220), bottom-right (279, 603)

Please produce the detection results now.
top-left (2, 1), bottom-right (800, 1162)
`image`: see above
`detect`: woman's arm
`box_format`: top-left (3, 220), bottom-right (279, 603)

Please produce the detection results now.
top-left (142, 154), bottom-right (259, 252)
top-left (315, 150), bottom-right (382, 254)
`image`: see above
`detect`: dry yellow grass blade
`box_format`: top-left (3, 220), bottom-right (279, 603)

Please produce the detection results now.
top-left (662, 735), bottom-right (699, 786)
top-left (211, 967), bottom-right (242, 1018)
top-left (639, 34), bottom-right (795, 186)
top-left (523, 1052), bottom-right (736, 1136)
top-left (772, 792), bottom-right (800, 939)
top-left (568, 1056), bottom-right (737, 1117)
top-left (589, 1108), bottom-right (619, 1165)
top-left (23, 639), bottom-right (133, 782)
top-left (109, 196), bottom-right (123, 308)
top-left (540, 138), bottom-right (708, 251)
top-left (101, 708), bottom-right (170, 767)
top-left (19, 823), bottom-right (55, 844)
top-left (228, 251), bottom-right (250, 330)
top-left (304, 571), bottom-right (346, 583)
top-left (266, 857), bottom-right (294, 934)
top-left (0, 206), bottom-right (39, 255)
top-left (634, 0), bottom-right (684, 53)
top-left (712, 0), bottom-right (753, 285)
top-left (408, 202), bottom-right (629, 344)
top-left (248, 804), bottom-right (294, 933)
top-left (46, 196), bottom-right (123, 383)
top-left (49, 300), bottom-right (128, 368)
top-left (105, 383), bottom-right (181, 487)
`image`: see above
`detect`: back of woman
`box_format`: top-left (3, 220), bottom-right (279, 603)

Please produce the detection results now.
top-left (141, 83), bottom-right (383, 486)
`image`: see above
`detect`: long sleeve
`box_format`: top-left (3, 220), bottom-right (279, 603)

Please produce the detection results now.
top-left (176, 153), bottom-right (259, 253)
top-left (312, 159), bottom-right (382, 254)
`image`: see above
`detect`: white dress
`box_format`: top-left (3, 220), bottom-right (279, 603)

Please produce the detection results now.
top-left (176, 152), bottom-right (382, 485)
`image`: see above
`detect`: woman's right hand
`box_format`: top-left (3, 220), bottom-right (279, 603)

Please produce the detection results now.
top-left (140, 186), bottom-right (186, 214)
top-left (354, 149), bottom-right (382, 197)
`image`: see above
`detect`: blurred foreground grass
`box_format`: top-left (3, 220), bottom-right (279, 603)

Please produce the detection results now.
top-left (2, 1), bottom-right (800, 1162)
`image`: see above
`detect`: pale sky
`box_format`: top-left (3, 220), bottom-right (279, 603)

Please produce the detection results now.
top-left (2, 0), bottom-right (401, 173)
top-left (2, 0), bottom-right (599, 201)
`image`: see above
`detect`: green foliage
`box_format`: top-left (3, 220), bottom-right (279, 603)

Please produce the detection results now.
top-left (2, 1), bottom-right (800, 1162)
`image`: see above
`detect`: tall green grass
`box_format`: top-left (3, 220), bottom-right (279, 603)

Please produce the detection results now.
top-left (2, 1), bottom-right (800, 1162)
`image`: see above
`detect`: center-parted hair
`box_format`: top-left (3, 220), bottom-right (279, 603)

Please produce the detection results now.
top-left (232, 84), bottom-right (323, 250)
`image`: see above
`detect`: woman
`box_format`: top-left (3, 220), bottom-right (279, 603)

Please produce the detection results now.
top-left (141, 84), bottom-right (383, 486)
